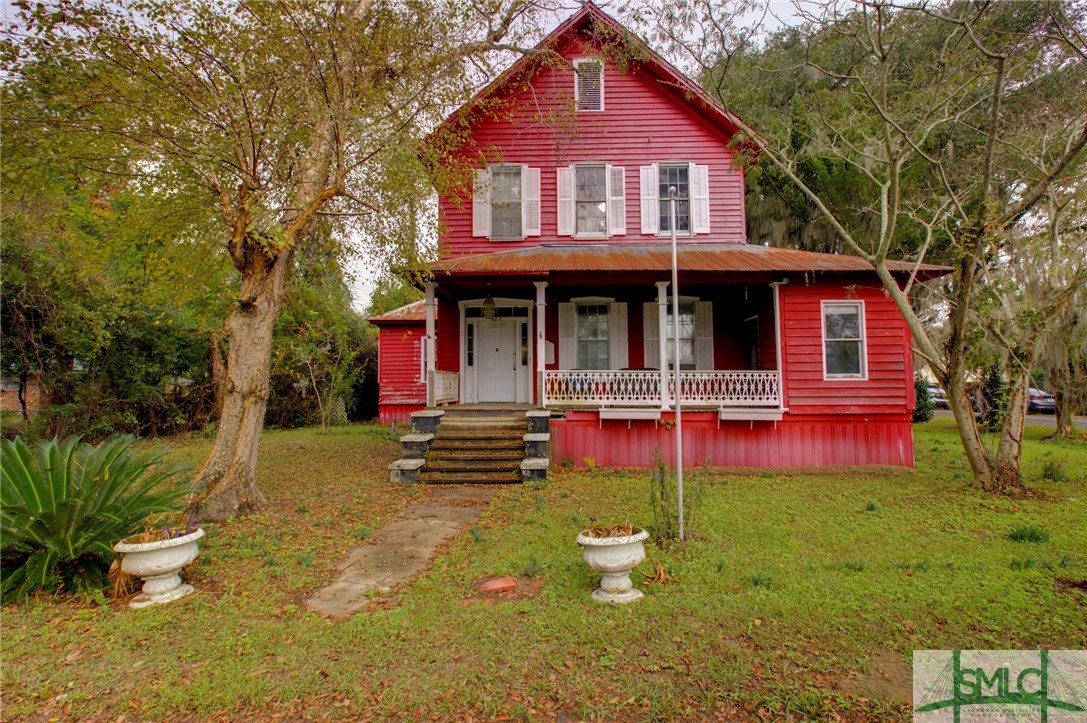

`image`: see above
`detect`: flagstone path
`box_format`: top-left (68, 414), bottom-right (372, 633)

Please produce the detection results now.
top-left (304, 486), bottom-right (499, 617)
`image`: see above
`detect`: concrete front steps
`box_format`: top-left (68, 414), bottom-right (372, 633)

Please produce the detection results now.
top-left (388, 407), bottom-right (550, 485)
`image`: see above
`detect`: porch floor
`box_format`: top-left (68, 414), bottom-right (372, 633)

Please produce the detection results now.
top-left (437, 403), bottom-right (539, 412)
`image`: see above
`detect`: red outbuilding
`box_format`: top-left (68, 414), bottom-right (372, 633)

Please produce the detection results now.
top-left (377, 3), bottom-right (947, 481)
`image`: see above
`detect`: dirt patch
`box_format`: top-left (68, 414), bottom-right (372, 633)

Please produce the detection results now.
top-left (836, 648), bottom-right (912, 705)
top-left (1058, 577), bottom-right (1087, 593)
top-left (469, 575), bottom-right (544, 603)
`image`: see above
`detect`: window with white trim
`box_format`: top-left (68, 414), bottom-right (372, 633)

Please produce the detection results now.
top-left (557, 163), bottom-right (626, 237)
top-left (665, 301), bottom-right (696, 371)
top-left (472, 164), bottom-right (541, 240)
top-left (639, 162), bottom-right (710, 235)
top-left (643, 298), bottom-right (714, 371)
top-left (574, 58), bottom-right (603, 111)
top-left (822, 301), bottom-right (866, 378)
top-left (558, 299), bottom-right (628, 370)
top-left (576, 303), bottom-right (610, 370)
top-left (658, 164), bottom-right (690, 233)
top-left (575, 165), bottom-right (607, 236)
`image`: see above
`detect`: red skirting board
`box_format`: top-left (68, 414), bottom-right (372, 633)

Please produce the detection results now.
top-left (549, 411), bottom-right (914, 468)
top-left (378, 404), bottom-right (426, 425)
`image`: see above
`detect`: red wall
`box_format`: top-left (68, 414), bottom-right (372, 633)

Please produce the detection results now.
top-left (781, 278), bottom-right (914, 417)
top-left (439, 38), bottom-right (746, 258)
top-left (377, 324), bottom-right (426, 423)
top-left (552, 412), bottom-right (914, 468)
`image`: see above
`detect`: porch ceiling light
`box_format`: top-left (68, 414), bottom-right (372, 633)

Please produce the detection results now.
top-left (482, 294), bottom-right (496, 319)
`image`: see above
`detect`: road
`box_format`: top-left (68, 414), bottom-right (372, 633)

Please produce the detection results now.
top-left (933, 409), bottom-right (1087, 431)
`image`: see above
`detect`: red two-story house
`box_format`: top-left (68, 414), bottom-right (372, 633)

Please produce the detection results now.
top-left (373, 3), bottom-right (945, 480)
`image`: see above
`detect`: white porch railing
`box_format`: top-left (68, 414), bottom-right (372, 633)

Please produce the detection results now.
top-left (541, 370), bottom-right (780, 408)
top-left (428, 370), bottom-right (460, 406)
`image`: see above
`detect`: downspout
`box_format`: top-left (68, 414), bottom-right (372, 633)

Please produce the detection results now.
top-left (770, 278), bottom-right (789, 413)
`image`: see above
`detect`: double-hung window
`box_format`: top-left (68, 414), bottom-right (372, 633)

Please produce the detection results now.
top-left (472, 164), bottom-right (541, 240)
top-left (558, 299), bottom-right (628, 370)
top-left (665, 301), bottom-right (697, 371)
top-left (657, 164), bottom-right (690, 233)
top-left (557, 163), bottom-right (626, 237)
top-left (639, 162), bottom-right (710, 235)
top-left (576, 303), bottom-right (610, 370)
top-left (822, 301), bottom-right (866, 378)
top-left (643, 298), bottom-right (714, 371)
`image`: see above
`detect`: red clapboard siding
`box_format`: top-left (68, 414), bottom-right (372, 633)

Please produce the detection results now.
top-left (439, 37), bottom-right (746, 259)
top-left (377, 324), bottom-right (426, 423)
top-left (551, 412), bottom-right (914, 468)
top-left (780, 279), bottom-right (912, 416)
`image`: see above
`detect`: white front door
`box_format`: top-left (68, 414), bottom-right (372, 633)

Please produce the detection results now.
top-left (476, 320), bottom-right (518, 402)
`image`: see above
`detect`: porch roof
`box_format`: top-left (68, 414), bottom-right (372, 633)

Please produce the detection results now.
top-left (429, 243), bottom-right (951, 279)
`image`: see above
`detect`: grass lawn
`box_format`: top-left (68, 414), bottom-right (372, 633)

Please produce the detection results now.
top-left (2, 418), bottom-right (1085, 721)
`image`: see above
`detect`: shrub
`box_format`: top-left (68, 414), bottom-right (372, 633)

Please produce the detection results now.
top-left (0, 436), bottom-right (187, 602)
top-left (913, 376), bottom-right (934, 423)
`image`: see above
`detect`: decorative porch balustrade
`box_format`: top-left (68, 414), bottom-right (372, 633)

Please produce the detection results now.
top-left (541, 370), bottom-right (780, 408)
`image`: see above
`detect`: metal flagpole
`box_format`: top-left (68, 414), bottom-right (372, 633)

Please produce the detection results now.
top-left (669, 186), bottom-right (684, 541)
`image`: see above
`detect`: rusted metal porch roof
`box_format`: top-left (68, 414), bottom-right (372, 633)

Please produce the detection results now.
top-left (429, 243), bottom-right (950, 279)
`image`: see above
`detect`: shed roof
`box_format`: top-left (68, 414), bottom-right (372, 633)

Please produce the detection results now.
top-left (369, 300), bottom-right (427, 325)
top-left (429, 243), bottom-right (950, 279)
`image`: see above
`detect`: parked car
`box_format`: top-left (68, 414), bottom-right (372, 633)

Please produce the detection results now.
top-left (1027, 388), bottom-right (1056, 414)
top-left (926, 383), bottom-right (949, 409)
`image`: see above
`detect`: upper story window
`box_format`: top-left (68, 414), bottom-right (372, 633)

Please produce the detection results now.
top-left (574, 58), bottom-right (603, 111)
top-left (658, 164), bottom-right (690, 233)
top-left (472, 164), bottom-right (541, 241)
top-left (639, 162), bottom-right (710, 235)
top-left (822, 301), bottom-right (866, 379)
top-left (557, 163), bottom-right (626, 238)
top-left (490, 165), bottom-right (522, 239)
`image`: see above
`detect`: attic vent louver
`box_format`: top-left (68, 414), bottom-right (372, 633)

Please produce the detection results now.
top-left (575, 59), bottom-right (603, 111)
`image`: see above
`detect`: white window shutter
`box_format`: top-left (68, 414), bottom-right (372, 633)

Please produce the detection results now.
top-left (609, 302), bottom-right (628, 369)
top-left (640, 164), bottom-right (658, 235)
top-left (523, 166), bottom-right (541, 236)
top-left (692, 164), bottom-right (710, 234)
top-left (473, 169), bottom-right (490, 238)
top-left (608, 165), bottom-right (626, 236)
top-left (643, 302), bottom-right (660, 369)
top-left (695, 301), bottom-right (714, 370)
top-left (559, 303), bottom-right (576, 369)
top-left (557, 166), bottom-right (575, 237)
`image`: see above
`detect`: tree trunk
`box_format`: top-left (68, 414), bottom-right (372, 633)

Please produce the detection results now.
top-left (189, 246), bottom-right (294, 521)
top-left (992, 372), bottom-right (1029, 494)
top-left (1052, 391), bottom-right (1075, 440)
top-left (944, 367), bottom-right (994, 488)
top-left (210, 328), bottom-right (226, 418)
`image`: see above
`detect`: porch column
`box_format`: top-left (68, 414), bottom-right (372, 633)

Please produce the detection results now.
top-left (534, 281), bottom-right (547, 406)
top-left (424, 282), bottom-right (437, 407)
top-left (770, 278), bottom-right (788, 412)
top-left (656, 281), bottom-right (670, 410)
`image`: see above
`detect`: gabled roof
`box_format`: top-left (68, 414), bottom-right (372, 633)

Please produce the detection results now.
top-left (430, 243), bottom-right (951, 279)
top-left (369, 300), bottom-right (427, 325)
top-left (435, 2), bottom-right (747, 143)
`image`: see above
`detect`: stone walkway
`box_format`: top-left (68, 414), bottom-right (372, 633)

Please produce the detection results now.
top-left (304, 486), bottom-right (499, 617)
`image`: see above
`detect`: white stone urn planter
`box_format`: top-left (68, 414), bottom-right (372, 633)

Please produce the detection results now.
top-left (114, 528), bottom-right (204, 609)
top-left (576, 527), bottom-right (649, 604)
